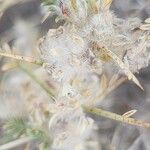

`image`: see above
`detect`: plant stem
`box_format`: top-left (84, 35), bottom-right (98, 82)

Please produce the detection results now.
top-left (83, 105), bottom-right (150, 128)
top-left (0, 52), bottom-right (44, 66)
top-left (18, 63), bottom-right (56, 102)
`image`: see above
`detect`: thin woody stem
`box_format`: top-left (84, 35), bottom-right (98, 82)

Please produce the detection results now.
top-left (0, 52), bottom-right (44, 66)
top-left (83, 105), bottom-right (150, 128)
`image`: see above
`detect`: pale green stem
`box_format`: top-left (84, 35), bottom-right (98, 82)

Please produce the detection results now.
top-left (83, 105), bottom-right (150, 128)
top-left (18, 63), bottom-right (56, 102)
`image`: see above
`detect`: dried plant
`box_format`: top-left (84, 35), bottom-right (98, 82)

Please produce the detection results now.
top-left (0, 0), bottom-right (150, 150)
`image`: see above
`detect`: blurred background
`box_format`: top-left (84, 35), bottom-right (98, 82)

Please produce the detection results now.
top-left (0, 0), bottom-right (150, 150)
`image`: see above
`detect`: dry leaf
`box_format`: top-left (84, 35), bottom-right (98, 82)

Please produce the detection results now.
top-left (101, 47), bottom-right (143, 90)
top-left (91, 42), bottom-right (143, 90)
top-left (122, 110), bottom-right (137, 118)
top-left (100, 73), bottom-right (108, 91)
